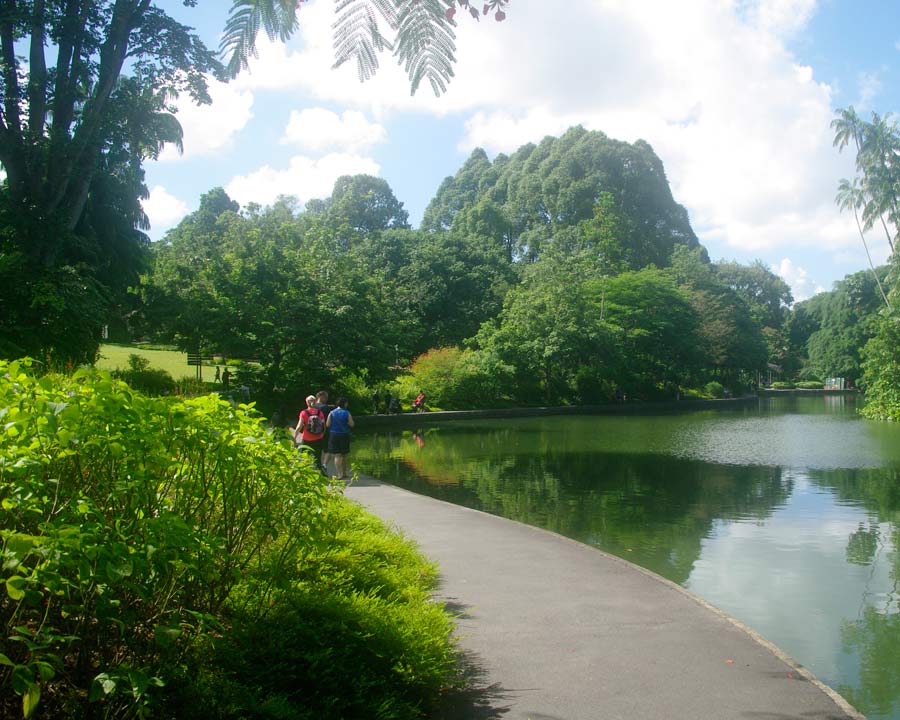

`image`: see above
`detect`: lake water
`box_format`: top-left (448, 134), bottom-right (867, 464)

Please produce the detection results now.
top-left (352, 396), bottom-right (900, 719)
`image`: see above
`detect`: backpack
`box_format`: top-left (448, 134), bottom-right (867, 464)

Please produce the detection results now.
top-left (305, 408), bottom-right (325, 435)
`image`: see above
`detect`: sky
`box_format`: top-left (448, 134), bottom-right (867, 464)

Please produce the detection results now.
top-left (143, 0), bottom-right (900, 302)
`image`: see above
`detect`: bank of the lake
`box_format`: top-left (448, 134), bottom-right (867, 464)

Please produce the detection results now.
top-left (351, 396), bottom-right (900, 720)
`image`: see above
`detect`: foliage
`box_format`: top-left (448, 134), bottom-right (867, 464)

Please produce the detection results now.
top-left (861, 311), bottom-right (900, 421)
top-left (0, 0), bottom-right (220, 365)
top-left (0, 360), bottom-right (458, 719)
top-left (161, 500), bottom-right (458, 720)
top-left (770, 381), bottom-right (795, 390)
top-left (407, 346), bottom-right (512, 409)
top-left (113, 353), bottom-right (177, 396)
top-left (0, 360), bottom-right (329, 717)
top-left (221, 0), bottom-right (511, 96)
top-left (703, 381), bottom-right (725, 398)
top-left (796, 381), bottom-right (825, 389)
top-left (422, 127), bottom-right (701, 268)
top-left (792, 269), bottom-right (886, 385)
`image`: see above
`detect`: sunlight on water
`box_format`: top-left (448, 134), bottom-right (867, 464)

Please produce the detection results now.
top-left (354, 397), bottom-right (900, 719)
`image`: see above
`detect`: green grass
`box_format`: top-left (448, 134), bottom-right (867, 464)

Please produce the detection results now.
top-left (98, 343), bottom-right (219, 380)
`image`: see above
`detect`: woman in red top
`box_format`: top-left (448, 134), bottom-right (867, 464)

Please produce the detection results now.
top-left (293, 394), bottom-right (326, 473)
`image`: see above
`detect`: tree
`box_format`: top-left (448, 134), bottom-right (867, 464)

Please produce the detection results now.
top-left (835, 177), bottom-right (890, 308)
top-left (0, 1), bottom-right (220, 363)
top-left (714, 260), bottom-right (794, 330)
top-left (222, 0), bottom-right (511, 96)
top-left (326, 174), bottom-right (410, 234)
top-left (833, 107), bottom-right (898, 265)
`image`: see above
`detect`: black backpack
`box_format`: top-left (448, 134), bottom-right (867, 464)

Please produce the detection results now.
top-left (305, 408), bottom-right (325, 435)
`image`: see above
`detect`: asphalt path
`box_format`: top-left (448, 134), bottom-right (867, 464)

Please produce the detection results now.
top-left (345, 477), bottom-right (864, 720)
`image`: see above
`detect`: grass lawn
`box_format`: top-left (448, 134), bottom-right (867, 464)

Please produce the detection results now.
top-left (97, 344), bottom-right (219, 381)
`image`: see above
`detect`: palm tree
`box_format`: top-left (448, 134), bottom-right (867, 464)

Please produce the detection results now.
top-left (833, 107), bottom-right (898, 258)
top-left (836, 177), bottom-right (890, 308)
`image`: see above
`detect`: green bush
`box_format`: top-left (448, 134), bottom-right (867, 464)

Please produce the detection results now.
top-left (770, 381), bottom-right (795, 390)
top-left (1, 360), bottom-right (455, 719)
top-left (796, 381), bottom-right (824, 389)
top-left (170, 501), bottom-right (457, 719)
top-left (703, 381), bottom-right (725, 399)
top-left (115, 353), bottom-right (177, 395)
top-left (406, 346), bottom-right (512, 410)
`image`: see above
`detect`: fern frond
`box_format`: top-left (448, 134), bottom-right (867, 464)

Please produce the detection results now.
top-left (332, 0), bottom-right (391, 82)
top-left (220, 0), bottom-right (302, 79)
top-left (394, 0), bottom-right (457, 96)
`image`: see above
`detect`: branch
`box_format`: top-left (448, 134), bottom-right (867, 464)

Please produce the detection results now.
top-left (49, 1), bottom-right (150, 223)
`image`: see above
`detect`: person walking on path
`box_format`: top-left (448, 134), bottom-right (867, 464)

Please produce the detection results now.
top-left (325, 396), bottom-right (354, 480)
top-left (372, 389), bottom-right (381, 414)
top-left (214, 365), bottom-right (221, 383)
top-left (293, 394), bottom-right (327, 473)
top-left (221, 367), bottom-right (231, 391)
top-left (413, 390), bottom-right (426, 413)
top-left (314, 390), bottom-right (333, 470)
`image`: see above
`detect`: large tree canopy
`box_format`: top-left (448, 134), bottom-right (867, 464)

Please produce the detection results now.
top-left (422, 126), bottom-right (702, 269)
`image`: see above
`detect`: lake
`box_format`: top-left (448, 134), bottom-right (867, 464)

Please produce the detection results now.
top-left (352, 396), bottom-right (900, 719)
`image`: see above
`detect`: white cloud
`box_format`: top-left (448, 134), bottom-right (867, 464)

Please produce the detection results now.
top-left (774, 257), bottom-right (825, 301)
top-left (157, 0), bottom-right (871, 286)
top-left (142, 185), bottom-right (191, 232)
top-left (159, 79), bottom-right (255, 161)
top-left (281, 108), bottom-right (386, 152)
top-left (225, 153), bottom-right (381, 209)
top-left (854, 70), bottom-right (882, 110)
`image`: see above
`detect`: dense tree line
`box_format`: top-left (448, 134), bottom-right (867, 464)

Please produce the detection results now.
top-left (136, 128), bottom-right (795, 411)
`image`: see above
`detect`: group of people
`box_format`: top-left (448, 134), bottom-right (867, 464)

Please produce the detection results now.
top-left (292, 390), bottom-right (354, 481)
top-left (371, 389), bottom-right (401, 414)
top-left (370, 389), bottom-right (427, 414)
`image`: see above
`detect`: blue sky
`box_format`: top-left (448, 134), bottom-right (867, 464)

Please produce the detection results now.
top-left (144, 0), bottom-right (900, 301)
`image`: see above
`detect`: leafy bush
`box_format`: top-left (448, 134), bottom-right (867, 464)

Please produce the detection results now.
top-left (0, 360), bottom-right (328, 717)
top-left (796, 381), bottom-right (824, 389)
top-left (703, 381), bottom-right (725, 399)
top-left (114, 352), bottom-right (177, 395)
top-left (170, 501), bottom-right (458, 719)
top-left (770, 381), bottom-right (795, 390)
top-left (0, 360), bottom-right (458, 719)
top-left (407, 346), bottom-right (512, 410)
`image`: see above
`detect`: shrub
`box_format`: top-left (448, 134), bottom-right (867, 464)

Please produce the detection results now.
top-left (703, 381), bottom-right (725, 399)
top-left (770, 381), bottom-right (795, 390)
top-left (170, 501), bottom-right (458, 720)
top-left (0, 360), bottom-right (458, 719)
top-left (796, 381), bottom-right (824, 390)
top-left (0, 360), bottom-right (329, 718)
top-left (407, 346), bottom-right (512, 410)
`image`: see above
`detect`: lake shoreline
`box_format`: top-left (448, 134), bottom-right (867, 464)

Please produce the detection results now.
top-left (355, 394), bottom-right (760, 428)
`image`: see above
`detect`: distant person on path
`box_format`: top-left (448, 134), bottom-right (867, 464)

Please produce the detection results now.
top-left (214, 365), bottom-right (221, 383)
top-left (314, 390), bottom-right (333, 470)
top-left (388, 395), bottom-right (400, 414)
top-left (221, 367), bottom-right (231, 391)
top-left (382, 390), bottom-right (392, 414)
top-left (372, 389), bottom-right (381, 414)
top-left (413, 391), bottom-right (426, 413)
top-left (294, 394), bottom-right (327, 473)
top-left (326, 396), bottom-right (354, 481)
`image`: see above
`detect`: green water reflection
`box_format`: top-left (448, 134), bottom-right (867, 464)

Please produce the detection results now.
top-left (353, 397), bottom-right (900, 719)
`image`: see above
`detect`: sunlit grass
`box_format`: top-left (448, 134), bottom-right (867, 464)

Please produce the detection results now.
top-left (97, 343), bottom-right (219, 380)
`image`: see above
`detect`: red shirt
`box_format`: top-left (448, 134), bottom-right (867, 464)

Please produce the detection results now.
top-left (298, 407), bottom-right (325, 441)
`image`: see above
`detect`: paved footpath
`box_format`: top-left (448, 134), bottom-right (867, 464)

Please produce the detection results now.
top-left (345, 477), bottom-right (864, 720)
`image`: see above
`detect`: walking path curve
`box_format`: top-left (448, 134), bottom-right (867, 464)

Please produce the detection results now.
top-left (345, 477), bottom-right (864, 720)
